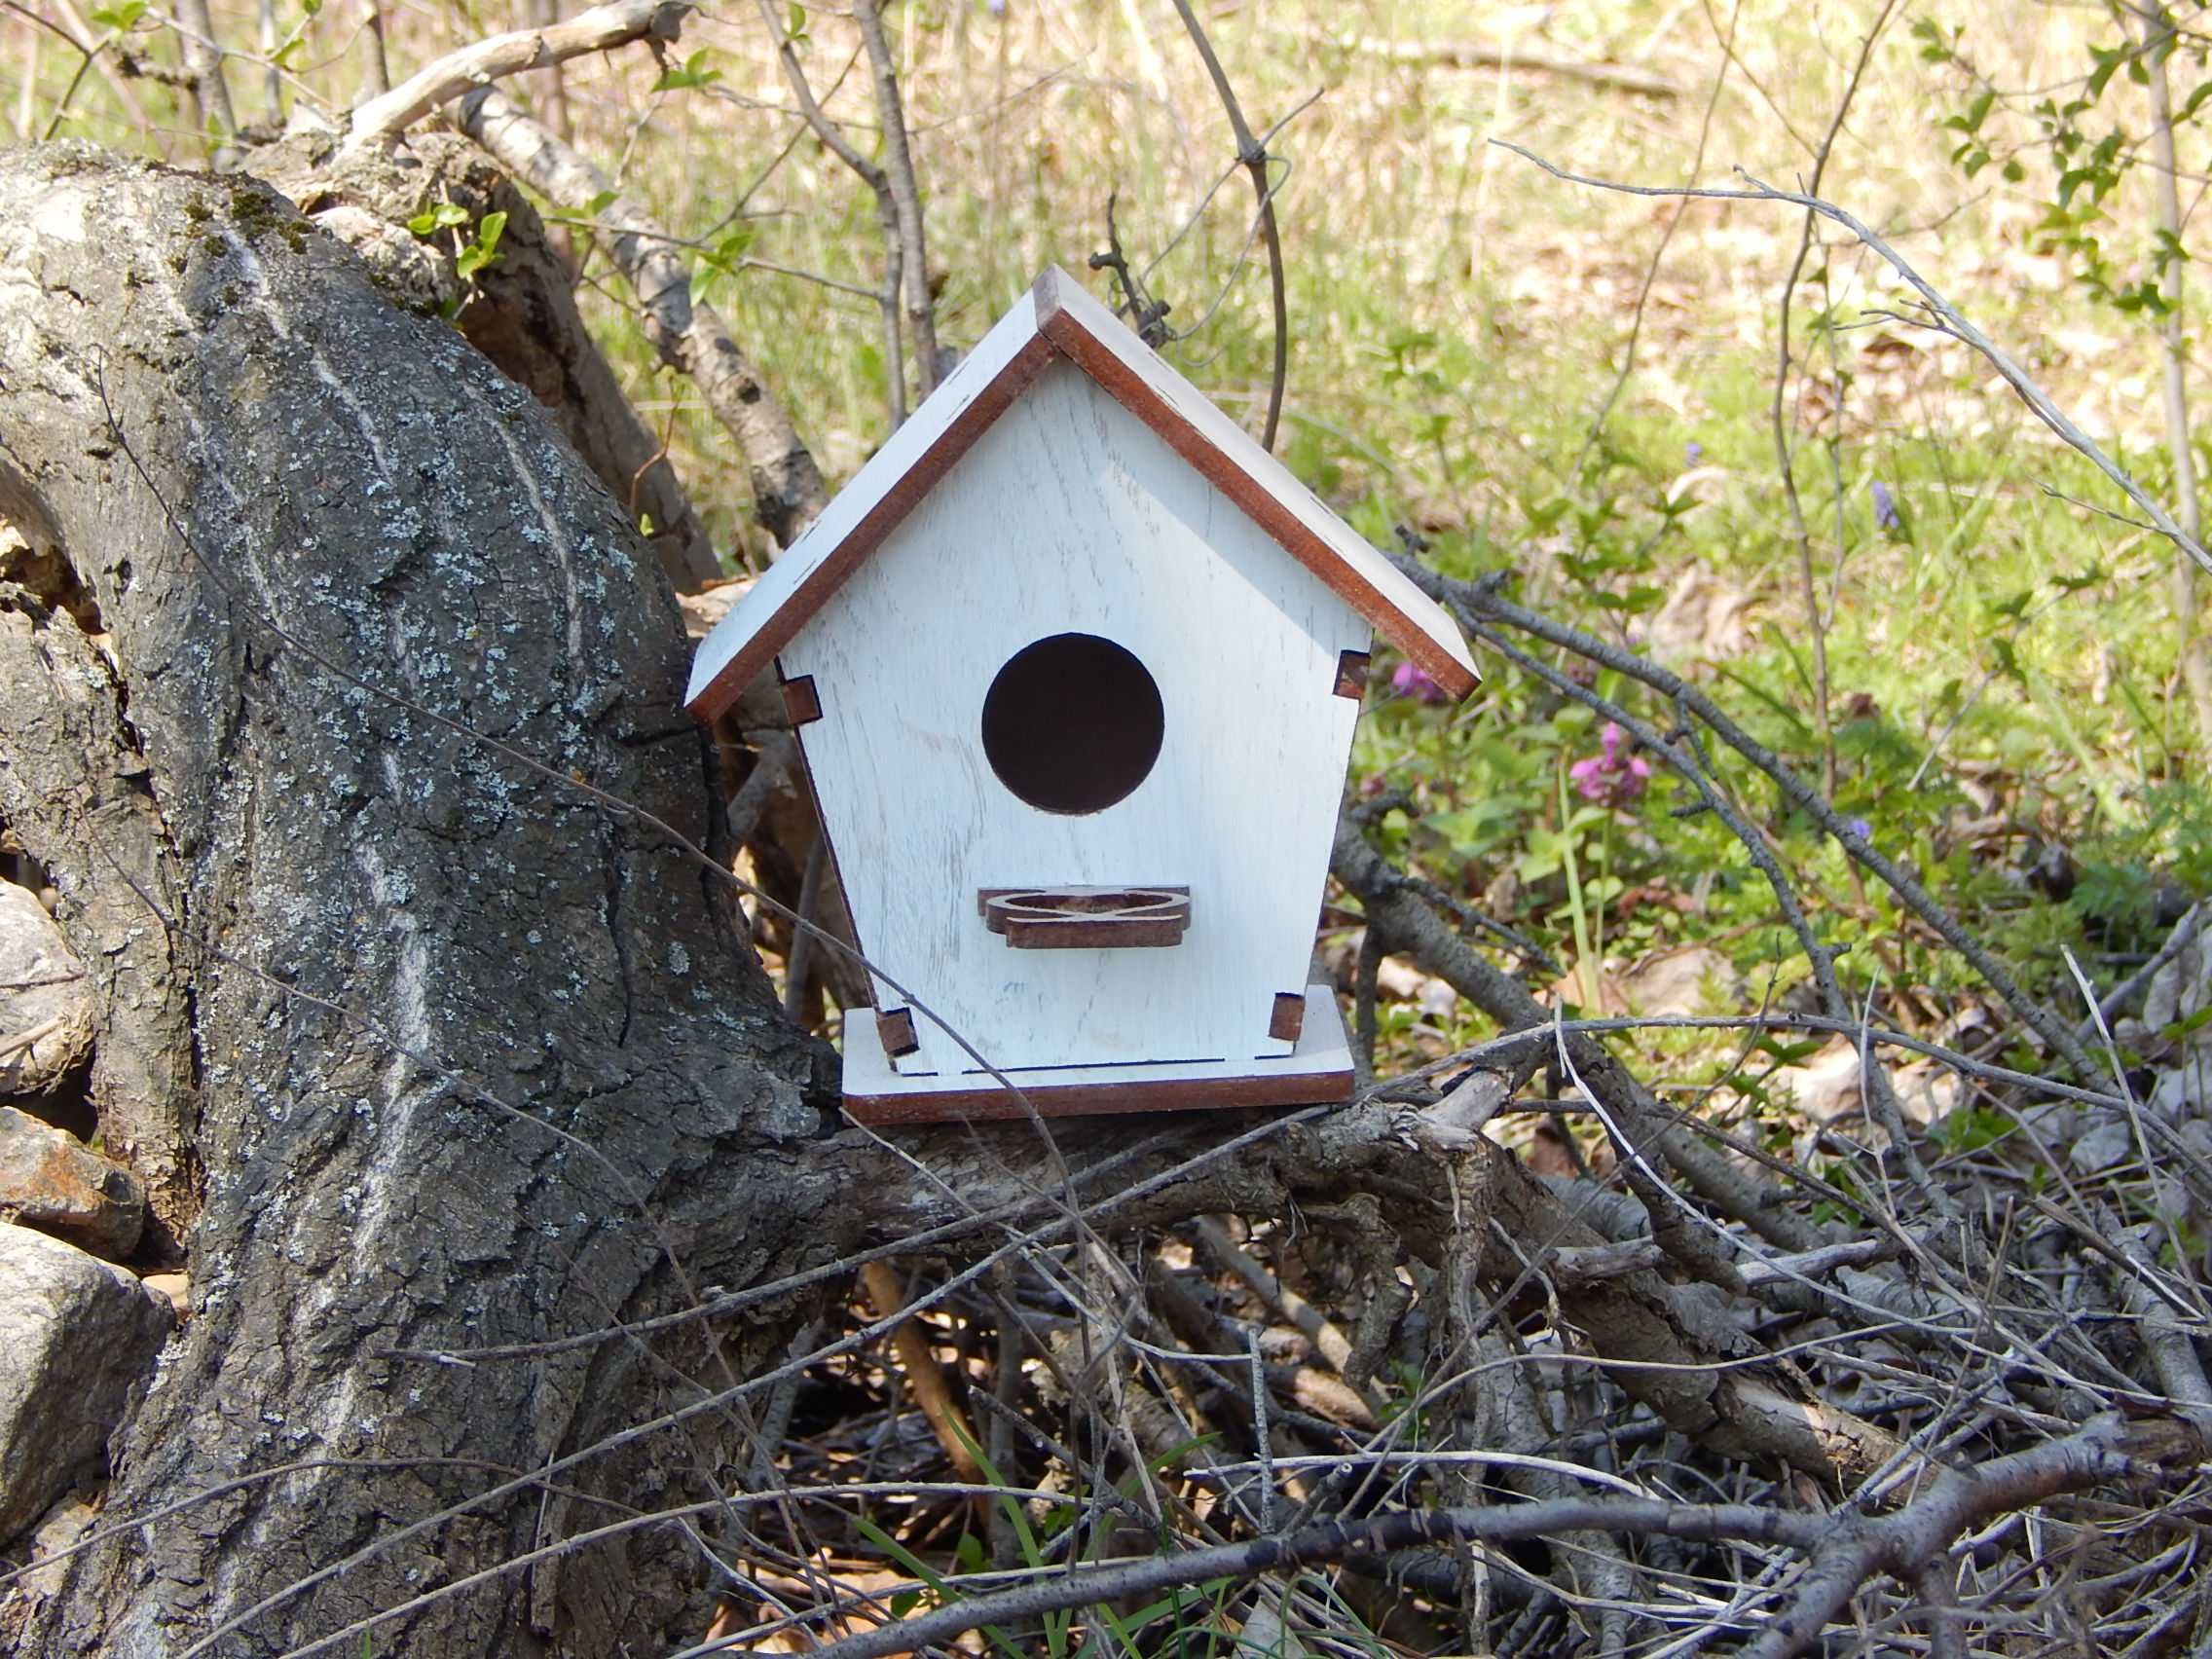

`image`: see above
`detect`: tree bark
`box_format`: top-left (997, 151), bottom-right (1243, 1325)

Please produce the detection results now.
top-left (0, 144), bottom-right (837, 1655)
top-left (248, 128), bottom-right (726, 590)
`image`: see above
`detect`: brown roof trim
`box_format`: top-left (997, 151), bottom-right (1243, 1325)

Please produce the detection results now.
top-left (688, 269), bottom-right (1479, 721)
top-left (1030, 274), bottom-right (1481, 700)
top-left (686, 328), bottom-right (1063, 720)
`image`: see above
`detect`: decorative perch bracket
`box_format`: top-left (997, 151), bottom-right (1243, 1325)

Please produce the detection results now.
top-left (977, 887), bottom-right (1191, 949)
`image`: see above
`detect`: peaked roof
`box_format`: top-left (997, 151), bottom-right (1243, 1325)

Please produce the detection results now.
top-left (685, 266), bottom-right (1481, 720)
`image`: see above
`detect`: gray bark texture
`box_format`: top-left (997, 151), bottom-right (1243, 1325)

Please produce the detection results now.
top-left (0, 144), bottom-right (841, 1655)
top-left (248, 128), bottom-right (726, 591)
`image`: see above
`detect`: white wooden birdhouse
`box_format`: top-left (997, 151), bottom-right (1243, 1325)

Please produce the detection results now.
top-left (687, 267), bottom-right (1478, 1124)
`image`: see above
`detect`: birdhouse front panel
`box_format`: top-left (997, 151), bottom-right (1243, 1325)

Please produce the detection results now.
top-left (775, 359), bottom-right (1373, 1082)
top-left (687, 265), bottom-right (1480, 1121)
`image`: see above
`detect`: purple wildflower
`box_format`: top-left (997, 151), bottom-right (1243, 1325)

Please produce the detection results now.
top-left (1871, 480), bottom-right (1901, 534)
top-left (1569, 722), bottom-right (1652, 807)
top-left (1844, 817), bottom-right (1872, 841)
top-left (1685, 440), bottom-right (1705, 465)
top-left (1391, 660), bottom-right (1449, 706)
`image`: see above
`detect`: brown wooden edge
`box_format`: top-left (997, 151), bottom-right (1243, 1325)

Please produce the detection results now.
top-left (685, 330), bottom-right (1065, 723)
top-left (779, 674), bottom-right (823, 726)
top-left (1268, 992), bottom-right (1308, 1044)
top-left (778, 720), bottom-right (884, 1027)
top-left (875, 1008), bottom-right (920, 1058)
top-left (1333, 649), bottom-right (1370, 700)
top-left (844, 1066), bottom-right (1354, 1125)
top-left (1001, 919), bottom-right (1180, 949)
top-left (1030, 272), bottom-right (1479, 703)
top-left (977, 885), bottom-right (1190, 949)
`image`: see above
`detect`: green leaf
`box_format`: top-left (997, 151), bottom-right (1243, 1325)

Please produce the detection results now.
top-left (787, 1), bottom-right (808, 40)
top-left (454, 208), bottom-right (507, 279)
top-left (652, 48), bottom-right (722, 91)
top-left (90, 0), bottom-right (145, 29)
top-left (406, 202), bottom-right (469, 237)
top-left (582, 189), bottom-right (618, 216)
top-left (2086, 45), bottom-right (2126, 99)
top-left (703, 225), bottom-right (756, 272)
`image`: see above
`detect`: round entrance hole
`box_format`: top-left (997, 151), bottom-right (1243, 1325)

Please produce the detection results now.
top-left (980, 633), bottom-right (1164, 815)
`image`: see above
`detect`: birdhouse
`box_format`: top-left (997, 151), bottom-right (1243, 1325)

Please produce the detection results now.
top-left (687, 267), bottom-right (1478, 1124)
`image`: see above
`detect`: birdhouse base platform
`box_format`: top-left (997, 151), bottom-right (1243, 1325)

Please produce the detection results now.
top-left (841, 984), bottom-right (1354, 1126)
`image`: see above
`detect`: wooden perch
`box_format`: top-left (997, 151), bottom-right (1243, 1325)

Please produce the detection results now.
top-left (458, 88), bottom-right (829, 549)
top-left (344, 0), bottom-right (692, 152)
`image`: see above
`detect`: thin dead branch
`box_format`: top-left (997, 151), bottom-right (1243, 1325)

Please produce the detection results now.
top-left (1494, 139), bottom-right (2212, 580)
top-left (745, 1414), bottom-right (2204, 1659)
top-left (1307, 30), bottom-right (1684, 98)
top-left (850, 0), bottom-right (940, 395)
top-left (457, 88), bottom-right (828, 548)
top-left (344, 0), bottom-right (689, 152)
top-left (1166, 0), bottom-right (1288, 452)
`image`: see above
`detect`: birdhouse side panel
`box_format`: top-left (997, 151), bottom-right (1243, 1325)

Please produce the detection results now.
top-left (779, 362), bottom-right (1370, 1077)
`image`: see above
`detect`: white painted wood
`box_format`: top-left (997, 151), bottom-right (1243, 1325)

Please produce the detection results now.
top-left (783, 360), bottom-right (1371, 1076)
top-left (844, 985), bottom-right (1351, 1104)
top-left (685, 286), bottom-right (1044, 711)
top-left (687, 267), bottom-right (1476, 718)
top-left (1038, 268), bottom-right (1478, 692)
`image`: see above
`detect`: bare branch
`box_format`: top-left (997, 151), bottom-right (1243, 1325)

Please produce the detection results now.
top-left (344, 0), bottom-right (690, 152)
top-left (170, 0), bottom-right (237, 139)
top-left (457, 88), bottom-right (828, 548)
top-left (850, 0), bottom-right (940, 394)
top-left (752, 0), bottom-right (909, 426)
top-left (1166, 0), bottom-right (1288, 451)
top-left (1305, 30), bottom-right (1684, 98)
top-left (737, 1414), bottom-right (2204, 1659)
top-left (1494, 139), bottom-right (2212, 579)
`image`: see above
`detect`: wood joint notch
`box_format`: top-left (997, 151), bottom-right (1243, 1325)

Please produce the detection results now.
top-left (1333, 649), bottom-right (1370, 700)
top-left (780, 675), bottom-right (823, 727)
top-left (875, 1008), bottom-right (920, 1058)
top-left (1268, 992), bottom-right (1307, 1044)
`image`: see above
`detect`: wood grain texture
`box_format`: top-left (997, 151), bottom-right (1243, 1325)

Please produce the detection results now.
top-left (686, 294), bottom-right (1060, 719)
top-left (1268, 991), bottom-right (1307, 1043)
top-left (686, 266), bottom-right (1477, 722)
top-left (1029, 267), bottom-right (1480, 699)
top-left (844, 987), bottom-right (1353, 1123)
top-left (786, 365), bottom-right (1370, 1075)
